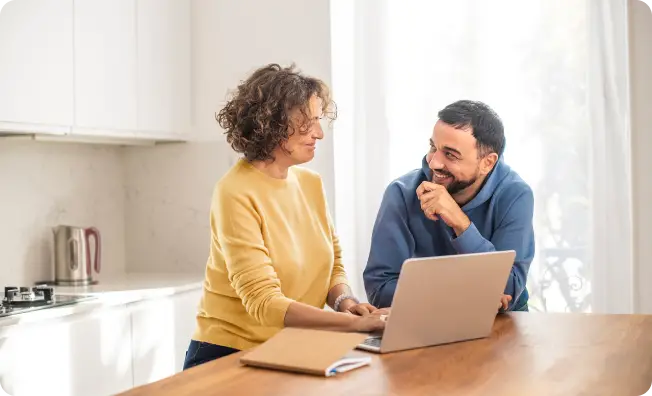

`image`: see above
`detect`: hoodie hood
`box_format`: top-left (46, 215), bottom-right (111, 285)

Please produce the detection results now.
top-left (419, 142), bottom-right (510, 211)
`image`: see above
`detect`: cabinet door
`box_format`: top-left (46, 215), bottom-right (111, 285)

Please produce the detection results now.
top-left (0, 307), bottom-right (133, 396)
top-left (172, 289), bottom-right (202, 372)
top-left (136, 0), bottom-right (191, 137)
top-left (130, 297), bottom-right (177, 387)
top-left (130, 289), bottom-right (201, 386)
top-left (0, 0), bottom-right (73, 132)
top-left (73, 0), bottom-right (137, 134)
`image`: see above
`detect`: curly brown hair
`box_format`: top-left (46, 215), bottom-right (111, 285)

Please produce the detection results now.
top-left (215, 63), bottom-right (337, 162)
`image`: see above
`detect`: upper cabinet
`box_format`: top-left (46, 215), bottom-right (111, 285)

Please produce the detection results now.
top-left (0, 0), bottom-right (191, 144)
top-left (73, 0), bottom-right (138, 134)
top-left (0, 0), bottom-right (74, 134)
top-left (136, 0), bottom-right (191, 138)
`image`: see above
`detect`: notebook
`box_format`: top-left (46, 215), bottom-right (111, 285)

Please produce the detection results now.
top-left (239, 327), bottom-right (371, 377)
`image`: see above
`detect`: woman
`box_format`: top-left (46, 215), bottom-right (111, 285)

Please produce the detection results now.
top-left (183, 64), bottom-right (387, 370)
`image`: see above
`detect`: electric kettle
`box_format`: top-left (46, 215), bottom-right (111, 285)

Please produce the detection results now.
top-left (52, 225), bottom-right (101, 286)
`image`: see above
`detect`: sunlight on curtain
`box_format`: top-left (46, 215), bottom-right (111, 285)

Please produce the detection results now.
top-left (331, 0), bottom-right (631, 313)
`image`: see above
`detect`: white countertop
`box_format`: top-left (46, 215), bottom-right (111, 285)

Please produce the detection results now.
top-left (54, 272), bottom-right (204, 296)
top-left (0, 272), bottom-right (204, 331)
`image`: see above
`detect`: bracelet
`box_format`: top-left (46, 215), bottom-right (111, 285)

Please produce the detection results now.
top-left (333, 294), bottom-right (359, 312)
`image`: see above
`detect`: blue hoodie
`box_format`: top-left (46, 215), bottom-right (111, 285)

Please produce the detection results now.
top-left (363, 155), bottom-right (535, 311)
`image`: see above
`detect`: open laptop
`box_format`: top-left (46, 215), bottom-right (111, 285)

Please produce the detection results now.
top-left (357, 250), bottom-right (516, 354)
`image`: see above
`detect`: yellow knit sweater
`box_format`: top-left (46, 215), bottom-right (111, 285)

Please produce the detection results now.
top-left (192, 159), bottom-right (349, 350)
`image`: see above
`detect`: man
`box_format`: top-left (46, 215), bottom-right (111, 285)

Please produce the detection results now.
top-left (363, 100), bottom-right (534, 312)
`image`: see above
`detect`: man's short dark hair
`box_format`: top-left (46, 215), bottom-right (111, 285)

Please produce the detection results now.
top-left (437, 100), bottom-right (505, 157)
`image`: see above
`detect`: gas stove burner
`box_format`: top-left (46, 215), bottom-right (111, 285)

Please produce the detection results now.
top-left (0, 285), bottom-right (95, 318)
top-left (3, 285), bottom-right (55, 307)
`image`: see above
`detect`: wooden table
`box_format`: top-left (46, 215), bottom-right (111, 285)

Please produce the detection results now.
top-left (120, 313), bottom-right (652, 396)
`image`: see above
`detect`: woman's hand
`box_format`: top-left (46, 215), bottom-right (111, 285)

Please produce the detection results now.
top-left (348, 308), bottom-right (390, 333)
top-left (337, 297), bottom-right (382, 316)
top-left (344, 302), bottom-right (378, 316)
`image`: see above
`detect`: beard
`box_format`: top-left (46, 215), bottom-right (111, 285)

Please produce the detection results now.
top-left (431, 168), bottom-right (478, 195)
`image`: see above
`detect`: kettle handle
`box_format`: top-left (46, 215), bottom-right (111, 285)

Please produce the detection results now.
top-left (85, 227), bottom-right (101, 274)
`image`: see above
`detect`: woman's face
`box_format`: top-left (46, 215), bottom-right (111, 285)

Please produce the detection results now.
top-left (276, 94), bottom-right (325, 166)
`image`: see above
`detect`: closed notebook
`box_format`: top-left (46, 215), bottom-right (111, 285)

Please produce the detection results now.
top-left (239, 327), bottom-right (371, 377)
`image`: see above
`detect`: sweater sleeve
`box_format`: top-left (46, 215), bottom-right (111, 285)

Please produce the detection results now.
top-left (212, 188), bottom-right (294, 327)
top-left (450, 187), bottom-right (535, 311)
top-left (363, 183), bottom-right (416, 308)
top-left (328, 214), bottom-right (350, 290)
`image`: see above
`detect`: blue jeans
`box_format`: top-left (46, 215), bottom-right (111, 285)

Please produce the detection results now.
top-left (182, 340), bottom-right (239, 370)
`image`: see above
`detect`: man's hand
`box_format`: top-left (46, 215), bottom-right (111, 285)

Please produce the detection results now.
top-left (497, 294), bottom-right (512, 311)
top-left (416, 182), bottom-right (471, 235)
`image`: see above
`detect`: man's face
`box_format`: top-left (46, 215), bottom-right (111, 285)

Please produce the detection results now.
top-left (426, 120), bottom-right (483, 195)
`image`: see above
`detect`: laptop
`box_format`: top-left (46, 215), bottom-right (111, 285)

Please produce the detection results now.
top-left (357, 250), bottom-right (516, 354)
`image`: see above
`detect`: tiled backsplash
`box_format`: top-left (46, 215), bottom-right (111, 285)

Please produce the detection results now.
top-left (123, 141), bottom-right (231, 273)
top-left (0, 139), bottom-right (232, 285)
top-left (0, 133), bottom-right (336, 287)
top-left (0, 139), bottom-right (235, 285)
top-left (0, 139), bottom-right (230, 286)
top-left (0, 140), bottom-right (126, 285)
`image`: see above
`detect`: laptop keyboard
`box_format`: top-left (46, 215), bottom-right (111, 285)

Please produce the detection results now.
top-left (362, 337), bottom-right (382, 348)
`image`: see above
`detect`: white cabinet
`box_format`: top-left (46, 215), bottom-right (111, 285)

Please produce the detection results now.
top-left (0, 0), bottom-right (73, 133)
top-left (130, 289), bottom-right (201, 386)
top-left (0, 288), bottom-right (200, 395)
top-left (136, 0), bottom-right (191, 138)
top-left (0, 306), bottom-right (133, 396)
top-left (73, 0), bottom-right (138, 135)
top-left (172, 290), bottom-right (202, 371)
top-left (71, 0), bottom-right (191, 140)
top-left (0, 0), bottom-right (191, 143)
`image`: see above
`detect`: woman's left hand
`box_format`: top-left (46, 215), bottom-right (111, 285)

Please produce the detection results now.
top-left (344, 302), bottom-right (378, 316)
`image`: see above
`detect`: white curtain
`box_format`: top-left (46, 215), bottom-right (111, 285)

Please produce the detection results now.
top-left (329, 0), bottom-right (634, 313)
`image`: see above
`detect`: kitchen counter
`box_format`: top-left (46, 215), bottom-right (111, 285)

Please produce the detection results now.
top-left (0, 273), bottom-right (204, 395)
top-left (54, 272), bottom-right (204, 296)
top-left (0, 272), bottom-right (204, 332)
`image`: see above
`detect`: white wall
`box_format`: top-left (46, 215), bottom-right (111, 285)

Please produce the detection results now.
top-left (629, 0), bottom-right (652, 313)
top-left (123, 0), bottom-right (336, 272)
top-left (0, 141), bottom-right (125, 285)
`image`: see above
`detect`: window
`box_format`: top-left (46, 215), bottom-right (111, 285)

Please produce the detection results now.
top-left (331, 0), bottom-right (630, 313)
